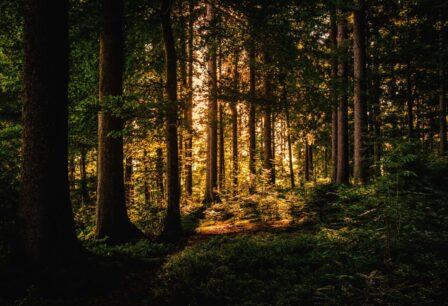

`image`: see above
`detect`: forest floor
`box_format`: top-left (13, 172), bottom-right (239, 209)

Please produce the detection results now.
top-left (2, 180), bottom-right (448, 305)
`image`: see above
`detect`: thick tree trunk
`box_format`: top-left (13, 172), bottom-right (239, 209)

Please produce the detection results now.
top-left (353, 0), bottom-right (368, 184)
top-left (18, 0), bottom-right (80, 262)
top-left (330, 12), bottom-right (338, 184)
top-left (204, 4), bottom-right (219, 203)
top-left (336, 13), bottom-right (350, 184)
top-left (263, 51), bottom-right (274, 185)
top-left (184, 0), bottom-right (194, 195)
top-left (248, 41), bottom-right (257, 193)
top-left (161, 0), bottom-right (181, 236)
top-left (96, 0), bottom-right (142, 242)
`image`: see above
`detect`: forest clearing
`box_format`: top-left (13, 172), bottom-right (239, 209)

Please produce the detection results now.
top-left (1, 0), bottom-right (447, 305)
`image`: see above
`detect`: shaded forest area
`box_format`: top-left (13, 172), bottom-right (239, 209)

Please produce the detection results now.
top-left (1, 0), bottom-right (448, 304)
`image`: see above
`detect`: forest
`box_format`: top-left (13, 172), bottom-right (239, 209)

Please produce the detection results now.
top-left (0, 0), bottom-right (447, 304)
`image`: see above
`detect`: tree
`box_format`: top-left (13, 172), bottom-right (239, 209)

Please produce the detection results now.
top-left (353, 0), bottom-right (368, 183)
top-left (96, 0), bottom-right (142, 242)
top-left (248, 40), bottom-right (257, 193)
top-left (336, 11), bottom-right (349, 184)
top-left (330, 11), bottom-right (338, 183)
top-left (184, 0), bottom-right (194, 195)
top-left (204, 3), bottom-right (219, 203)
top-left (17, 0), bottom-right (80, 262)
top-left (262, 50), bottom-right (274, 185)
top-left (161, 0), bottom-right (182, 236)
top-left (231, 49), bottom-right (240, 195)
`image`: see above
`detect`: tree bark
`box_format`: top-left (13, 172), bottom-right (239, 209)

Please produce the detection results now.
top-left (336, 12), bottom-right (350, 184)
top-left (353, 0), bottom-right (368, 184)
top-left (18, 0), bottom-right (80, 263)
top-left (204, 4), bottom-right (219, 203)
top-left (248, 40), bottom-right (257, 193)
top-left (304, 139), bottom-right (310, 181)
top-left (96, 0), bottom-right (142, 242)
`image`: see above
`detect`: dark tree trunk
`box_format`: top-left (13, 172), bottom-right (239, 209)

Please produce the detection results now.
top-left (330, 12), bottom-right (338, 184)
top-left (156, 147), bottom-right (165, 200)
top-left (18, 0), bottom-right (80, 262)
top-left (282, 83), bottom-right (295, 188)
top-left (439, 18), bottom-right (447, 155)
top-left (161, 0), bottom-right (181, 236)
top-left (124, 156), bottom-right (134, 206)
top-left (309, 143), bottom-right (313, 180)
top-left (96, 0), bottom-right (142, 242)
top-left (272, 115), bottom-right (276, 184)
top-left (353, 0), bottom-right (368, 184)
top-left (231, 51), bottom-right (239, 196)
top-left (218, 101), bottom-right (225, 192)
top-left (304, 139), bottom-right (310, 182)
top-left (248, 40), bottom-right (257, 193)
top-left (406, 60), bottom-right (414, 139)
top-left (263, 51), bottom-right (274, 185)
top-left (80, 147), bottom-right (89, 205)
top-left (336, 12), bottom-right (350, 184)
top-left (69, 156), bottom-right (75, 191)
top-left (184, 0), bottom-right (194, 195)
top-left (204, 4), bottom-right (219, 203)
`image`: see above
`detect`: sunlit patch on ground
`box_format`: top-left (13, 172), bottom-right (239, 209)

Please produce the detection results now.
top-left (193, 191), bottom-right (315, 235)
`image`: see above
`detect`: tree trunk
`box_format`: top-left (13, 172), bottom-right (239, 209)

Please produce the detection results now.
top-left (156, 147), bottom-right (165, 202)
top-left (353, 0), bottom-right (368, 184)
top-left (184, 0), bottom-right (194, 195)
top-left (218, 101), bottom-right (225, 192)
top-left (282, 83), bottom-right (295, 188)
top-left (439, 18), bottom-right (447, 155)
top-left (248, 40), bottom-right (257, 193)
top-left (263, 51), bottom-right (274, 185)
top-left (18, 0), bottom-right (80, 262)
top-left (330, 12), bottom-right (338, 184)
top-left (124, 156), bottom-right (134, 206)
top-left (231, 51), bottom-right (239, 196)
top-left (304, 139), bottom-right (310, 182)
top-left (204, 4), bottom-right (219, 203)
top-left (69, 155), bottom-right (75, 191)
top-left (406, 60), bottom-right (414, 139)
top-left (80, 147), bottom-right (89, 205)
top-left (96, 0), bottom-right (142, 242)
top-left (161, 0), bottom-right (181, 236)
top-left (336, 12), bottom-right (350, 184)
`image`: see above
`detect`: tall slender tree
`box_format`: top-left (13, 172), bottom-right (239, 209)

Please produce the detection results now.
top-left (204, 3), bottom-right (219, 203)
top-left (231, 50), bottom-right (240, 195)
top-left (330, 12), bottom-right (338, 183)
top-left (96, 0), bottom-right (142, 242)
top-left (353, 0), bottom-right (368, 183)
top-left (248, 39), bottom-right (257, 193)
top-left (336, 11), bottom-right (350, 184)
top-left (161, 0), bottom-right (181, 236)
top-left (184, 0), bottom-right (194, 195)
top-left (18, 0), bottom-right (80, 262)
top-left (262, 51), bottom-right (274, 185)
